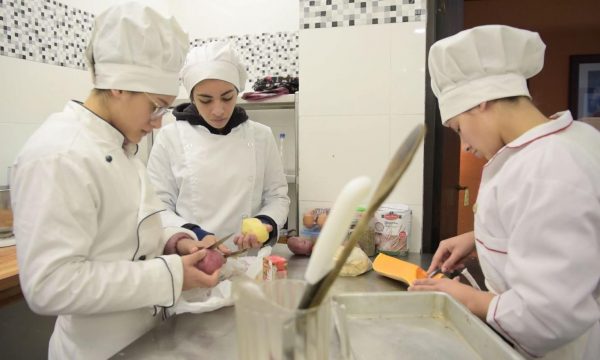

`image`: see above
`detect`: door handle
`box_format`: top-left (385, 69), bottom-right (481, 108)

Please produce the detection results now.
top-left (456, 185), bottom-right (470, 207)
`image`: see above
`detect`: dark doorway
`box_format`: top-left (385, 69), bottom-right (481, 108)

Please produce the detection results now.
top-left (422, 0), bottom-right (464, 253)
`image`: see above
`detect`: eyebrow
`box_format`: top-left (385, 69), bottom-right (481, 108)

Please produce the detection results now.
top-left (197, 89), bottom-right (235, 98)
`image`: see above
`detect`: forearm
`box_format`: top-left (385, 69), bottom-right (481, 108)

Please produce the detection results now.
top-left (466, 291), bottom-right (494, 320)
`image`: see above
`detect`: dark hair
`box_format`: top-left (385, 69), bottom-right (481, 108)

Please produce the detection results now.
top-left (490, 96), bottom-right (528, 104)
top-left (92, 88), bottom-right (111, 96)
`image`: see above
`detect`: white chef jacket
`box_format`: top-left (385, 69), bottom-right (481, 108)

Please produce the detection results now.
top-left (11, 101), bottom-right (191, 360)
top-left (475, 111), bottom-right (600, 359)
top-left (146, 118), bottom-right (290, 247)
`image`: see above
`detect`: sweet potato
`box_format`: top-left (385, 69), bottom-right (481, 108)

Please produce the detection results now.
top-left (287, 236), bottom-right (315, 256)
top-left (195, 249), bottom-right (225, 275)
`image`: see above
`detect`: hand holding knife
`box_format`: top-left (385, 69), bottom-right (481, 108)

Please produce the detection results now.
top-left (207, 232), bottom-right (234, 250)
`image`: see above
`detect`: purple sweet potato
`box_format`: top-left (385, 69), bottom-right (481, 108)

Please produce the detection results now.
top-left (287, 236), bottom-right (315, 256)
top-left (195, 249), bottom-right (225, 275)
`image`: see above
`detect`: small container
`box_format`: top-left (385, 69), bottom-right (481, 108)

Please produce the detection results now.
top-left (347, 206), bottom-right (376, 256)
top-left (0, 186), bottom-right (13, 238)
top-left (278, 132), bottom-right (286, 171)
top-left (262, 255), bottom-right (288, 280)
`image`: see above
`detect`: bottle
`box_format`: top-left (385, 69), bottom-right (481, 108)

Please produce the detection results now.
top-left (354, 206), bottom-right (376, 257)
top-left (278, 132), bottom-right (286, 171)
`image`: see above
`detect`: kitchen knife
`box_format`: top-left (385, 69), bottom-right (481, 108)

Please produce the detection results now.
top-left (208, 232), bottom-right (234, 250)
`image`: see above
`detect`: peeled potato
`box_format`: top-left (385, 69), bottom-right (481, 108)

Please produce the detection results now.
top-left (242, 218), bottom-right (269, 243)
top-left (195, 249), bottom-right (225, 275)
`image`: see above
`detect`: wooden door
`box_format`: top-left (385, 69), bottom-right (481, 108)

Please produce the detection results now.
top-left (422, 0), bottom-right (464, 253)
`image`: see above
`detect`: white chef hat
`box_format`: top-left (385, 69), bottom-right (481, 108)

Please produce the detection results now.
top-left (428, 25), bottom-right (546, 124)
top-left (180, 41), bottom-right (248, 96)
top-left (84, 2), bottom-right (189, 96)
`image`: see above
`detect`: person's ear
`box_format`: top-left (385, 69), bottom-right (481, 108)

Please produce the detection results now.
top-left (109, 89), bottom-right (124, 98)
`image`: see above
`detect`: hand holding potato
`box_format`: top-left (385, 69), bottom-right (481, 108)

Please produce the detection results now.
top-left (234, 218), bottom-right (273, 249)
top-left (241, 218), bottom-right (269, 242)
top-left (175, 236), bottom-right (201, 255)
top-left (181, 249), bottom-right (221, 290)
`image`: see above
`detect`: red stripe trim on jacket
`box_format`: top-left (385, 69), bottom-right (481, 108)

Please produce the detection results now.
top-left (475, 238), bottom-right (508, 254)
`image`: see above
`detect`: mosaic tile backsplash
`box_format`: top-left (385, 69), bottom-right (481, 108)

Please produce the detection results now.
top-left (191, 33), bottom-right (299, 88)
top-left (1, 0), bottom-right (425, 80)
top-left (0, 0), bottom-right (94, 69)
top-left (300, 0), bottom-right (426, 29)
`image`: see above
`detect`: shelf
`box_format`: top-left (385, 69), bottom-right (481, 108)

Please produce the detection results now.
top-left (172, 94), bottom-right (296, 111)
top-left (286, 174), bottom-right (296, 184)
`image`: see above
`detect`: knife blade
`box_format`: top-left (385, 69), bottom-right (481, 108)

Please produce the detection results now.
top-left (208, 232), bottom-right (234, 250)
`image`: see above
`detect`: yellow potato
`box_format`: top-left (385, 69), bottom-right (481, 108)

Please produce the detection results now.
top-left (242, 218), bottom-right (269, 243)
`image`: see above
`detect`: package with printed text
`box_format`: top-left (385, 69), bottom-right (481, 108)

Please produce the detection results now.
top-left (372, 204), bottom-right (412, 257)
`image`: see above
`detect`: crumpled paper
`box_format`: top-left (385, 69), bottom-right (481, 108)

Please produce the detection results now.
top-left (334, 246), bottom-right (372, 277)
top-left (167, 246), bottom-right (272, 315)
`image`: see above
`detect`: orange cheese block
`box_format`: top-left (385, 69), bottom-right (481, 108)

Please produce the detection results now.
top-left (373, 253), bottom-right (443, 285)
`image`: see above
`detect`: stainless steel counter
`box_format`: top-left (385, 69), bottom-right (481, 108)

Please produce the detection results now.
top-left (112, 245), bottom-right (432, 359)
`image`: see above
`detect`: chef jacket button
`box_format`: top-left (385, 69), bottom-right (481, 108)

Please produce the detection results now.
top-left (139, 255), bottom-right (146, 260)
top-left (105, 155), bottom-right (112, 163)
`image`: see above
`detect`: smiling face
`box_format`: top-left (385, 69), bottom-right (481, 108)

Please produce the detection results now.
top-left (445, 103), bottom-right (504, 160)
top-left (191, 79), bottom-right (238, 129)
top-left (109, 91), bottom-right (175, 144)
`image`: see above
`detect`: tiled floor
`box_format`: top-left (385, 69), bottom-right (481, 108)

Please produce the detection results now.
top-left (0, 298), bottom-right (55, 359)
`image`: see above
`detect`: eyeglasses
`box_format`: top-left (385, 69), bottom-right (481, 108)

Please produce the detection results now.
top-left (144, 93), bottom-right (170, 119)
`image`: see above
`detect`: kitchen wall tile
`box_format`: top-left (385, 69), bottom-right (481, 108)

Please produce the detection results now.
top-left (300, 0), bottom-right (426, 29)
top-left (0, 0), bottom-right (300, 84)
top-left (191, 32), bottom-right (299, 88)
top-left (0, 55), bottom-right (91, 125)
top-left (298, 114), bottom-right (389, 202)
top-left (0, 0), bottom-right (93, 69)
top-left (407, 203), bottom-right (423, 253)
top-left (299, 24), bottom-right (392, 117)
top-left (0, 122), bottom-right (42, 185)
top-left (390, 22), bottom-right (426, 115)
top-left (385, 114), bottom-right (424, 205)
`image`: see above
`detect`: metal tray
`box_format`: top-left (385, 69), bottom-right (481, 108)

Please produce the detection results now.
top-left (332, 292), bottom-right (523, 360)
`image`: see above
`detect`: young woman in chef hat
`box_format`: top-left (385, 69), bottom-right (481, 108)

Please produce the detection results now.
top-left (409, 25), bottom-right (600, 360)
top-left (10, 3), bottom-right (221, 359)
top-left (147, 42), bottom-right (290, 251)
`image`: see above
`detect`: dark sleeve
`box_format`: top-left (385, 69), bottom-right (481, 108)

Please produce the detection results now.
top-left (255, 215), bottom-right (278, 247)
top-left (181, 223), bottom-right (214, 240)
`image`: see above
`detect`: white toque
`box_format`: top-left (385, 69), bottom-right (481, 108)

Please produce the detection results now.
top-left (428, 25), bottom-right (546, 124)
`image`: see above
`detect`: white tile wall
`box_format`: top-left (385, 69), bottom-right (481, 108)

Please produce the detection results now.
top-left (0, 122), bottom-right (42, 185)
top-left (0, 55), bottom-right (91, 184)
top-left (299, 25), bottom-right (392, 116)
top-left (299, 114), bottom-right (389, 202)
top-left (390, 23), bottom-right (427, 115)
top-left (386, 114), bottom-right (424, 205)
top-left (298, 21), bottom-right (426, 252)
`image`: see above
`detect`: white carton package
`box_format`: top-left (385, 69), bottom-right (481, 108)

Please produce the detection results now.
top-left (372, 203), bottom-right (412, 256)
